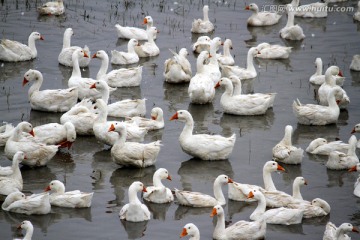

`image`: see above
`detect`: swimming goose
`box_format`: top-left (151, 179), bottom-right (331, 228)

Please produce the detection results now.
top-left (125, 107), bottom-right (164, 131)
top-left (170, 110), bottom-right (236, 160)
top-left (280, 5), bottom-right (305, 40)
top-left (0, 151), bottom-right (25, 196)
top-left (37, 0), bottom-right (64, 15)
top-left (119, 181), bottom-right (151, 222)
top-left (306, 137), bottom-right (352, 155)
top-left (326, 135), bottom-right (359, 170)
top-left (93, 50), bottom-right (142, 87)
top-left (143, 168), bottom-right (174, 203)
top-left (163, 48), bottom-right (192, 83)
top-left (272, 125), bottom-right (304, 164)
top-left (245, 3), bottom-right (282, 26)
top-left (191, 5), bottom-right (214, 33)
top-left (16, 220), bottom-right (34, 240)
top-left (58, 28), bottom-right (91, 67)
top-left (23, 69), bottom-right (78, 112)
top-left (292, 88), bottom-right (341, 125)
top-left (175, 174), bottom-right (232, 207)
top-left (111, 38), bottom-right (140, 65)
top-left (348, 163), bottom-right (360, 197)
top-left (211, 204), bottom-right (266, 240)
top-left (32, 122), bottom-right (76, 149)
top-left (254, 42), bottom-right (292, 59)
top-left (109, 123), bottom-right (161, 168)
top-left (45, 180), bottom-right (94, 208)
top-left (188, 51), bottom-right (215, 104)
top-left (2, 192), bottom-right (51, 215)
top-left (216, 39), bottom-right (234, 66)
top-left (0, 32), bottom-right (44, 62)
top-left (115, 16), bottom-right (157, 40)
top-left (323, 222), bottom-right (359, 240)
top-left (309, 58), bottom-right (345, 86)
top-left (134, 27), bottom-right (160, 57)
top-left (180, 223), bottom-right (200, 240)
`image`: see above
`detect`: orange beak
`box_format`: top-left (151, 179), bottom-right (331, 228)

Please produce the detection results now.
top-left (170, 112), bottom-right (178, 121)
top-left (142, 186), bottom-right (147, 192)
top-left (228, 178), bottom-right (233, 183)
top-left (90, 83), bottom-right (96, 89)
top-left (23, 155), bottom-right (27, 160)
top-left (83, 52), bottom-right (89, 58)
top-left (352, 227), bottom-right (359, 233)
top-left (157, 30), bottom-right (160, 33)
top-left (214, 81), bottom-right (221, 89)
top-left (44, 185), bottom-right (51, 192)
top-left (209, 53), bottom-right (212, 58)
top-left (58, 140), bottom-right (73, 150)
top-left (92, 53), bottom-right (97, 58)
top-left (180, 228), bottom-right (187, 237)
top-left (210, 208), bottom-right (217, 217)
top-left (351, 128), bottom-right (356, 134)
top-left (167, 175), bottom-right (172, 181)
top-left (336, 100), bottom-right (341, 105)
top-left (221, 42), bottom-right (224, 46)
top-left (277, 164), bottom-right (285, 172)
top-left (151, 116), bottom-right (156, 120)
top-left (108, 124), bottom-right (115, 132)
top-left (338, 70), bottom-right (343, 77)
top-left (143, 18), bottom-right (148, 24)
top-left (304, 180), bottom-right (308, 185)
top-left (248, 191), bottom-right (254, 199)
top-left (22, 78), bottom-right (29, 86)
top-left (349, 165), bottom-right (358, 172)
top-left (245, 6), bottom-right (250, 10)
top-left (29, 130), bottom-right (35, 137)
top-left (40, 35), bottom-right (44, 40)
top-left (17, 224), bottom-right (22, 229)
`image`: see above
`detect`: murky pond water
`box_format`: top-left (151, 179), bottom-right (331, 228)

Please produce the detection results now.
top-left (1, 0), bottom-right (360, 239)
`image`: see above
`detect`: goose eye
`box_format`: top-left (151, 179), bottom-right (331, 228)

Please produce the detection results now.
top-left (22, 194), bottom-right (25, 197)
top-left (188, 226), bottom-right (191, 229)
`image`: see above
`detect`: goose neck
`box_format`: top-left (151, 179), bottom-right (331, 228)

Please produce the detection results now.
top-left (28, 73), bottom-right (43, 99)
top-left (315, 61), bottom-right (323, 75)
top-left (246, 49), bottom-right (256, 72)
top-left (128, 186), bottom-right (142, 205)
top-left (153, 174), bottom-right (165, 188)
top-left (252, 193), bottom-right (267, 218)
top-left (292, 182), bottom-right (303, 200)
top-left (223, 43), bottom-right (231, 57)
top-left (263, 168), bottom-right (277, 191)
top-left (286, 11), bottom-right (295, 28)
top-left (23, 225), bottom-right (34, 240)
top-left (213, 180), bottom-right (226, 205)
top-left (28, 35), bottom-right (38, 57)
top-left (71, 53), bottom-right (82, 78)
top-left (281, 127), bottom-right (293, 146)
top-left (203, 7), bottom-right (209, 21)
top-left (213, 212), bottom-right (226, 238)
top-left (179, 116), bottom-right (194, 140)
top-left (63, 31), bottom-right (71, 49)
top-left (95, 105), bottom-right (108, 123)
top-left (97, 56), bottom-right (109, 80)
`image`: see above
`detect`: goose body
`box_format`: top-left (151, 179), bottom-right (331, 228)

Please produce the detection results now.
top-left (119, 181), bottom-right (151, 222)
top-left (33, 122), bottom-right (76, 148)
top-left (245, 3), bottom-right (282, 26)
top-left (58, 28), bottom-right (91, 67)
top-left (0, 32), bottom-right (43, 62)
top-left (115, 16), bottom-right (157, 40)
top-left (134, 27), bottom-right (160, 57)
top-left (23, 69), bottom-right (78, 112)
top-left (326, 136), bottom-right (359, 170)
top-left (215, 77), bottom-right (276, 115)
top-left (111, 38), bottom-right (140, 65)
top-left (0, 122), bottom-right (15, 147)
top-left (175, 174), bottom-right (232, 207)
top-left (191, 5), bottom-right (214, 33)
top-left (188, 51), bottom-right (215, 104)
top-left (2, 192), bottom-right (51, 215)
top-left (292, 88), bottom-right (341, 125)
top-left (254, 42), bottom-right (292, 59)
top-left (323, 222), bottom-right (359, 240)
top-left (143, 168), bottom-right (174, 203)
top-left (216, 39), bottom-right (234, 66)
top-left (306, 138), bottom-right (351, 155)
top-left (170, 110), bottom-right (236, 160)
top-left (280, 6), bottom-right (305, 40)
top-left (45, 180), bottom-right (93, 208)
top-left (221, 47), bottom-right (257, 80)
top-left (310, 58), bottom-right (345, 86)
top-left (37, 0), bottom-right (64, 15)
top-left (126, 107), bottom-right (164, 131)
top-left (272, 125), bottom-right (304, 164)
top-left (109, 124), bottom-right (161, 168)
top-left (164, 48), bottom-right (192, 83)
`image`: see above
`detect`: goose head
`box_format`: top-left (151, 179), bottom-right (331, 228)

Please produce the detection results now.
top-left (30, 32), bottom-right (44, 41)
top-left (64, 28), bottom-right (74, 37)
top-left (180, 223), bottom-right (200, 238)
top-left (63, 122), bottom-right (76, 148)
top-left (264, 160), bottom-right (286, 173)
top-left (90, 80), bottom-right (108, 91)
top-left (351, 123), bottom-right (360, 134)
top-left (349, 163), bottom-right (360, 172)
top-left (315, 57), bottom-right (322, 68)
top-left (247, 189), bottom-right (263, 201)
top-left (169, 110), bottom-right (192, 123)
top-left (44, 180), bottom-right (66, 194)
top-left (22, 69), bottom-right (42, 86)
top-left (293, 176), bottom-right (307, 187)
top-left (214, 174), bottom-right (233, 185)
top-left (129, 181), bottom-right (147, 193)
top-left (211, 37), bottom-right (222, 48)
top-left (311, 198), bottom-right (331, 213)
top-left (17, 121), bottom-right (34, 137)
top-left (223, 39), bottom-right (233, 49)
top-left (72, 49), bottom-right (89, 60)
top-left (210, 204), bottom-right (224, 217)
top-left (255, 42), bottom-right (271, 52)
top-left (13, 151), bottom-right (26, 163)
top-left (3, 191), bottom-right (26, 209)
top-left (154, 168), bottom-right (172, 181)
top-left (214, 77), bottom-right (232, 90)
top-left (337, 223), bottom-right (359, 234)
top-left (143, 16), bottom-right (153, 25)
top-left (147, 27), bottom-right (159, 39)
top-left (92, 50), bottom-right (109, 60)
top-left (307, 138), bottom-right (327, 152)
top-left (179, 48), bottom-right (189, 57)
top-left (129, 38), bottom-right (140, 47)
top-left (151, 107), bottom-right (163, 121)
top-left (245, 3), bottom-right (259, 12)
top-left (17, 220), bottom-right (33, 231)
top-left (325, 65), bottom-right (343, 78)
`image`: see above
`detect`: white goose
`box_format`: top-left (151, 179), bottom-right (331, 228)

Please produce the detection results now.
top-left (221, 47), bottom-right (258, 80)
top-left (254, 42), bottom-right (292, 59)
top-left (16, 220), bottom-right (34, 240)
top-left (180, 223), bottom-right (200, 240)
top-left (33, 122), bottom-right (76, 149)
top-left (115, 16), bottom-right (157, 40)
top-left (292, 88), bottom-right (341, 125)
top-left (143, 168), bottom-right (174, 203)
top-left (0, 32), bottom-right (44, 62)
top-left (318, 66), bottom-right (349, 109)
top-left (272, 125), bottom-right (304, 164)
top-left (119, 181), bottom-right (151, 222)
top-left (2, 192), bottom-right (51, 215)
top-left (204, 37), bottom-right (222, 84)
top-left (109, 123), bottom-right (161, 168)
top-left (5, 122), bottom-right (59, 167)
top-left (215, 77), bottom-right (276, 115)
top-left (188, 51), bottom-right (215, 104)
top-left (306, 137), bottom-right (351, 155)
top-left (191, 5), bottom-right (214, 33)
top-left (216, 39), bottom-right (234, 66)
top-left (163, 48), bottom-right (192, 83)
top-left (44, 180), bottom-right (94, 208)
top-left (355, 1), bottom-right (360, 21)
top-left (0, 151), bottom-right (25, 196)
top-left (310, 58), bottom-right (345, 86)
top-left (280, 5), bottom-right (305, 40)
top-left (192, 36), bottom-right (211, 54)
top-left (92, 99), bottom-right (147, 145)
top-left (134, 27), bottom-right (160, 57)
top-left (323, 222), bottom-right (359, 240)
top-left (37, 0), bottom-right (64, 15)
top-left (60, 99), bottom-right (97, 135)
top-left (111, 38), bottom-right (140, 65)
top-left (326, 135), bottom-right (359, 170)
top-left (125, 107), bottom-right (164, 131)
top-left (348, 163), bottom-right (360, 197)
top-left (351, 124), bottom-right (360, 148)
top-left (290, 0), bottom-right (328, 18)
top-left (0, 122), bottom-right (14, 147)
top-left (90, 80), bottom-right (146, 117)
top-left (350, 55), bottom-right (360, 71)
top-left (175, 174), bottom-right (232, 207)
top-left (170, 110), bottom-right (236, 160)
top-left (93, 50), bottom-right (142, 87)
top-left (211, 204), bottom-right (266, 240)
top-left (23, 69), bottom-right (78, 112)
top-left (245, 3), bottom-right (282, 26)
top-left (58, 28), bottom-right (91, 67)
top-left (248, 189), bottom-right (303, 225)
